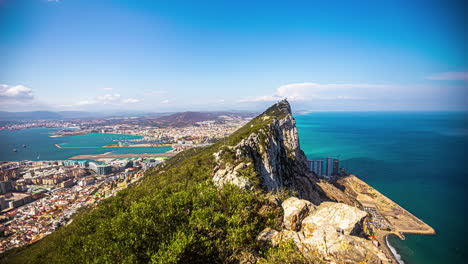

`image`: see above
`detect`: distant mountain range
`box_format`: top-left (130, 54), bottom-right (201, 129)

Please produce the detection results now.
top-left (0, 110), bottom-right (257, 122)
top-left (0, 111), bottom-right (102, 121)
top-left (152, 111), bottom-right (257, 127)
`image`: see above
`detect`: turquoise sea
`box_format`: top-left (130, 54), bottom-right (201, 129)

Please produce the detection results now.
top-left (295, 112), bottom-right (468, 264)
top-left (0, 128), bottom-right (171, 161)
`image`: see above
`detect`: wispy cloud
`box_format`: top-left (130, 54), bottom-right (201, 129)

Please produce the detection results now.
top-left (77, 93), bottom-right (140, 106)
top-left (96, 93), bottom-right (121, 104)
top-left (426, 72), bottom-right (468, 81)
top-left (121, 98), bottom-right (139, 104)
top-left (77, 100), bottom-right (96, 106)
top-left (102, 87), bottom-right (114, 91)
top-left (160, 99), bottom-right (169, 104)
top-left (239, 82), bottom-right (395, 103)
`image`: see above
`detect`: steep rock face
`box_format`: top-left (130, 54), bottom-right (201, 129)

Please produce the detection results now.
top-left (212, 100), bottom-right (326, 204)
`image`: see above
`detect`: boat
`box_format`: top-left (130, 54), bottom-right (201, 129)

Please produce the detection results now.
top-left (12, 149), bottom-right (17, 152)
top-left (23, 144), bottom-right (27, 148)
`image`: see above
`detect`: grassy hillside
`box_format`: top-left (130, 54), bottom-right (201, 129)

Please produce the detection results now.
top-left (1, 101), bottom-right (305, 263)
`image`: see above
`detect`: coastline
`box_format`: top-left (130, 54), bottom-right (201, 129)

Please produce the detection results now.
top-left (49, 131), bottom-right (141, 138)
top-left (54, 143), bottom-right (172, 149)
top-left (385, 234), bottom-right (404, 264)
top-left (334, 175), bottom-right (436, 264)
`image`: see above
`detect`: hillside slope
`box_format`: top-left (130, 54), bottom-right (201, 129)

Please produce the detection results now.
top-left (1, 100), bottom-right (388, 264)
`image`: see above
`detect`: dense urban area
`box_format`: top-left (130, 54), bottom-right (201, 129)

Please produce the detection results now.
top-left (0, 157), bottom-right (165, 253)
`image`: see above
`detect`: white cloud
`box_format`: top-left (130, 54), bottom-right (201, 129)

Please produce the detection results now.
top-left (161, 99), bottom-right (169, 104)
top-left (76, 93), bottom-right (141, 106)
top-left (121, 98), bottom-right (139, 104)
top-left (239, 82), bottom-right (395, 103)
top-left (96, 93), bottom-right (121, 104)
top-left (426, 72), bottom-right (468, 81)
top-left (77, 100), bottom-right (96, 106)
top-left (0, 84), bottom-right (34, 99)
top-left (102, 87), bottom-right (114, 91)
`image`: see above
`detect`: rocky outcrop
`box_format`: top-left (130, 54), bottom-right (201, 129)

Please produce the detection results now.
top-left (302, 202), bottom-right (366, 235)
top-left (257, 228), bottom-right (279, 246)
top-left (259, 198), bottom-right (390, 264)
top-left (212, 100), bottom-right (326, 204)
top-left (297, 224), bottom-right (387, 263)
top-left (212, 149), bottom-right (251, 189)
top-left (281, 197), bottom-right (316, 231)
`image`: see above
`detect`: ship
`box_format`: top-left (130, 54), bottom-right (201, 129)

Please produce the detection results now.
top-left (23, 144), bottom-right (27, 148)
top-left (12, 149), bottom-right (17, 152)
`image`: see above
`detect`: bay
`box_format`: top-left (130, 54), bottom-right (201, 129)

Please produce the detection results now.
top-left (0, 128), bottom-right (171, 161)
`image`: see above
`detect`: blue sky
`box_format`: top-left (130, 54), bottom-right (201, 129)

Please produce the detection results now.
top-left (0, 0), bottom-right (467, 112)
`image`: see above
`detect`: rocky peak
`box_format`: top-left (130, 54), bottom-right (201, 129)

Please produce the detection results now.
top-left (212, 99), bottom-right (326, 204)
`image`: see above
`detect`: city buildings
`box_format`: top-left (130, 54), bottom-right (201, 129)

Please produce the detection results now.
top-left (315, 160), bottom-right (323, 177)
top-left (0, 157), bottom-right (164, 253)
top-left (307, 158), bottom-right (346, 180)
top-left (333, 159), bottom-right (339, 176)
top-left (326, 157), bottom-right (333, 177)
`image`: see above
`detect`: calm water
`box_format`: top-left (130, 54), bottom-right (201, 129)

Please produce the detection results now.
top-left (0, 128), bottom-right (171, 161)
top-left (295, 112), bottom-right (468, 264)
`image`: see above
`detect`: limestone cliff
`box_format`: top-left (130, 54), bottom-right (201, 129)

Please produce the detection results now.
top-left (212, 100), bottom-right (326, 204)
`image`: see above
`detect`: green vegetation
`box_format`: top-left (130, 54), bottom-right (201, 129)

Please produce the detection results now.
top-left (1, 101), bottom-right (302, 263)
top-left (257, 241), bottom-right (308, 264)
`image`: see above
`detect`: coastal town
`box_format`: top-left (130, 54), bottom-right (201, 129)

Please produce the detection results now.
top-left (0, 157), bottom-right (165, 253)
top-left (2, 112), bottom-right (253, 155)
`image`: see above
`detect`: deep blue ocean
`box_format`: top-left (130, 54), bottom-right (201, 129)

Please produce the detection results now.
top-left (295, 112), bottom-right (468, 264)
top-left (0, 129), bottom-right (171, 161)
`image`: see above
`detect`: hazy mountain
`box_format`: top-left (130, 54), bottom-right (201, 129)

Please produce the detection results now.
top-left (153, 111), bottom-right (257, 127)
